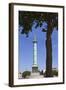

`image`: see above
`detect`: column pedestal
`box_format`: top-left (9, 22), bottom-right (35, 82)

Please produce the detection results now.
top-left (32, 66), bottom-right (38, 73)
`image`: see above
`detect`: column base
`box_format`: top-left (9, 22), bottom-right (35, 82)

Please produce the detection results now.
top-left (32, 66), bottom-right (38, 73)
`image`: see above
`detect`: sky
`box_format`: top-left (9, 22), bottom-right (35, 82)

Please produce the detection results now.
top-left (18, 18), bottom-right (58, 73)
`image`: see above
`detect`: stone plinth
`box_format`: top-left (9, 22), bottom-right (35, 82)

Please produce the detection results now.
top-left (30, 72), bottom-right (44, 79)
top-left (32, 66), bottom-right (38, 73)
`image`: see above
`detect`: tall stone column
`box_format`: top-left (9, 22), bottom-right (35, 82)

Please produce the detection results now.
top-left (32, 36), bottom-right (38, 73)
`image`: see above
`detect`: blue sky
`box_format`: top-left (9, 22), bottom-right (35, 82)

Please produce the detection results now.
top-left (18, 21), bottom-right (58, 73)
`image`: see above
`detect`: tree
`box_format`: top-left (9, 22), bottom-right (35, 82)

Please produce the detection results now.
top-left (19, 11), bottom-right (58, 77)
top-left (52, 70), bottom-right (58, 76)
top-left (22, 71), bottom-right (31, 78)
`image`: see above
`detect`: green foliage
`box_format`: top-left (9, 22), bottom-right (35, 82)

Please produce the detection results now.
top-left (44, 70), bottom-right (58, 77)
top-left (19, 11), bottom-right (58, 37)
top-left (22, 71), bottom-right (31, 78)
top-left (52, 70), bottom-right (58, 76)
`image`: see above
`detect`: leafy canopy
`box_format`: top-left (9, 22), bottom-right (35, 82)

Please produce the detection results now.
top-left (19, 11), bottom-right (58, 37)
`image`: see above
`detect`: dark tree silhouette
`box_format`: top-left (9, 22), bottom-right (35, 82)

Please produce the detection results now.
top-left (19, 11), bottom-right (58, 77)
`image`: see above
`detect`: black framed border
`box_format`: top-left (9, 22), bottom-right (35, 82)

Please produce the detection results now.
top-left (9, 3), bottom-right (64, 87)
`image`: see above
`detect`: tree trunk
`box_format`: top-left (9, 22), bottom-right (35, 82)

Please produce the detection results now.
top-left (45, 23), bottom-right (53, 77)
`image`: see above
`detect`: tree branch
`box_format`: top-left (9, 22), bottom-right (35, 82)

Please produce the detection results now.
top-left (42, 29), bottom-right (47, 32)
